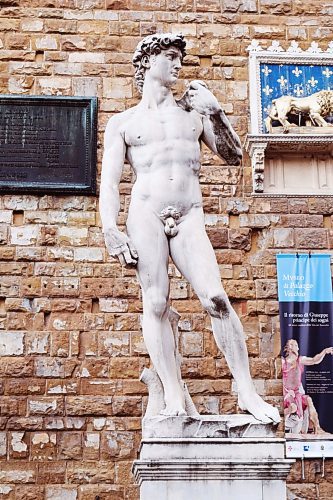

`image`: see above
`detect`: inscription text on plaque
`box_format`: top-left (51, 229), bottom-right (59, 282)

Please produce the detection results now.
top-left (0, 95), bottom-right (97, 194)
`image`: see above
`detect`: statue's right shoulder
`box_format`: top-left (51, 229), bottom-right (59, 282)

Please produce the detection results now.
top-left (105, 106), bottom-right (139, 135)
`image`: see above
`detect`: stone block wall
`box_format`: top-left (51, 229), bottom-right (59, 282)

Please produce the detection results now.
top-left (0, 1), bottom-right (333, 499)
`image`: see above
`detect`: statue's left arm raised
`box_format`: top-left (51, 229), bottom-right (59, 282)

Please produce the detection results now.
top-left (180, 80), bottom-right (243, 165)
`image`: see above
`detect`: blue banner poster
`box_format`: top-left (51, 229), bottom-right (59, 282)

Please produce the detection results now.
top-left (277, 254), bottom-right (333, 453)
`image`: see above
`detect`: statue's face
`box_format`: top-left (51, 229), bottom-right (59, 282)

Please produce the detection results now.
top-left (148, 46), bottom-right (182, 87)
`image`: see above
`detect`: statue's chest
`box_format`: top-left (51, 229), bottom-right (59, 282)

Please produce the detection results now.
top-left (125, 109), bottom-right (201, 147)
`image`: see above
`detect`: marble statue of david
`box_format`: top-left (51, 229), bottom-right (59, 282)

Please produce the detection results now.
top-left (100, 33), bottom-right (280, 424)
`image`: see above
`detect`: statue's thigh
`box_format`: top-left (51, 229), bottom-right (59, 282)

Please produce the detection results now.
top-left (127, 209), bottom-right (169, 294)
top-left (170, 217), bottom-right (222, 296)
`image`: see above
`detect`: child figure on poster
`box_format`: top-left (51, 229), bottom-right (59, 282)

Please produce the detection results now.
top-left (283, 339), bottom-right (333, 435)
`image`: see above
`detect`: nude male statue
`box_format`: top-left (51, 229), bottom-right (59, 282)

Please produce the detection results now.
top-left (100, 33), bottom-right (280, 424)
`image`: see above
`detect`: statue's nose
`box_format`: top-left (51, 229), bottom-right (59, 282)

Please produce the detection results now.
top-left (174, 59), bottom-right (181, 70)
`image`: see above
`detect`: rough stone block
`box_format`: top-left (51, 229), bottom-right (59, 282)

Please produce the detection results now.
top-left (255, 279), bottom-right (278, 299)
top-left (0, 332), bottom-right (24, 356)
top-left (113, 278), bottom-right (139, 298)
top-left (111, 396), bottom-right (142, 417)
top-left (0, 358), bottom-right (34, 378)
top-left (0, 397), bottom-right (26, 417)
top-left (6, 312), bottom-right (43, 331)
top-left (41, 278), bottom-right (79, 297)
top-left (109, 358), bottom-right (140, 379)
top-left (21, 20), bottom-right (44, 31)
top-left (35, 358), bottom-right (77, 378)
top-left (181, 332), bottom-right (204, 357)
top-left (206, 228), bottom-right (228, 248)
top-left (0, 224), bottom-right (8, 244)
top-left (82, 433), bottom-right (100, 460)
top-left (100, 431), bottom-right (136, 459)
top-left (66, 396), bottom-right (113, 416)
top-left (239, 214), bottom-right (271, 228)
top-left (103, 77), bottom-right (133, 98)
top-left (36, 461), bottom-right (65, 484)
top-left (280, 214), bottom-right (323, 228)
top-left (28, 397), bottom-right (64, 416)
top-left (48, 313), bottom-right (84, 331)
top-left (0, 211), bottom-right (12, 223)
top-left (223, 280), bottom-right (256, 299)
top-left (99, 298), bottom-right (128, 313)
top-left (33, 35), bottom-right (59, 50)
top-left (98, 332), bottom-right (130, 357)
top-left (67, 462), bottom-right (115, 484)
top-left (9, 432), bottom-right (29, 459)
top-left (37, 76), bottom-right (72, 95)
top-left (5, 379), bottom-right (45, 396)
top-left (78, 484), bottom-right (124, 500)
top-left (229, 228), bottom-right (251, 250)
top-left (45, 486), bottom-right (78, 500)
top-left (273, 228), bottom-right (294, 248)
top-left (14, 486), bottom-right (45, 500)
top-left (10, 226), bottom-right (39, 246)
top-left (81, 278), bottom-right (114, 298)
top-left (58, 432), bottom-right (83, 460)
top-left (68, 52), bottom-right (105, 64)
top-left (0, 463), bottom-right (37, 483)
top-left (74, 248), bottom-right (104, 262)
top-left (79, 359), bottom-right (108, 378)
top-left (0, 432), bottom-right (7, 457)
top-left (295, 228), bottom-right (328, 248)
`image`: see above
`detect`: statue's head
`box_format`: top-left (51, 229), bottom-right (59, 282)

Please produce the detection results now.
top-left (132, 33), bottom-right (186, 93)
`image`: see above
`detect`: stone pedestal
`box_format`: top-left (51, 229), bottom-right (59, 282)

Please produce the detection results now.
top-left (132, 415), bottom-right (294, 500)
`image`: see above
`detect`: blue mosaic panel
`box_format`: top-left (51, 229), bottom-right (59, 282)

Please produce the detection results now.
top-left (260, 63), bottom-right (333, 131)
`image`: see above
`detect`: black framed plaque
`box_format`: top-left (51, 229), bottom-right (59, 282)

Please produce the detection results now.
top-left (0, 95), bottom-right (97, 194)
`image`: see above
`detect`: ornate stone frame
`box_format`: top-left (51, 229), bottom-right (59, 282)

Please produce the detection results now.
top-left (245, 41), bottom-right (333, 194)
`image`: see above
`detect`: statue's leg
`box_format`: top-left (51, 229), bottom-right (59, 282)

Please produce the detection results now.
top-left (127, 204), bottom-right (186, 416)
top-left (170, 207), bottom-right (280, 423)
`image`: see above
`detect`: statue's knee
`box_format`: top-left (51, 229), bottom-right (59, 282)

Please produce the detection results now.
top-left (202, 293), bottom-right (230, 319)
top-left (144, 290), bottom-right (168, 318)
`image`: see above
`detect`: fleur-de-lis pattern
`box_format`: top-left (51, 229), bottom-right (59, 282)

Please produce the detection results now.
top-left (277, 75), bottom-right (287, 87)
top-left (262, 84), bottom-right (273, 96)
top-left (260, 62), bottom-right (333, 129)
top-left (261, 65), bottom-right (272, 77)
top-left (307, 76), bottom-right (318, 87)
top-left (294, 84), bottom-right (304, 96)
top-left (292, 66), bottom-right (302, 77)
top-left (323, 67), bottom-right (333, 78)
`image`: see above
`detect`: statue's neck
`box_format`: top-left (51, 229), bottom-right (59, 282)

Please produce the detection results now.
top-left (141, 77), bottom-right (176, 109)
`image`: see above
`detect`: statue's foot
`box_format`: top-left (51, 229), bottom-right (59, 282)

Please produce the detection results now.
top-left (238, 390), bottom-right (281, 424)
top-left (160, 405), bottom-right (187, 417)
top-left (160, 391), bottom-right (187, 417)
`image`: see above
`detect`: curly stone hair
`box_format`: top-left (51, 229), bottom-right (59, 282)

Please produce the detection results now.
top-left (132, 33), bottom-right (186, 93)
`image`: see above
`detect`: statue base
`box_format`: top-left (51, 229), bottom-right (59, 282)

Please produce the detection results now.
top-left (132, 415), bottom-right (294, 500)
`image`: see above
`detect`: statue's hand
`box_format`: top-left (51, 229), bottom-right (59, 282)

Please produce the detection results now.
top-left (187, 80), bottom-right (221, 116)
top-left (104, 227), bottom-right (138, 267)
